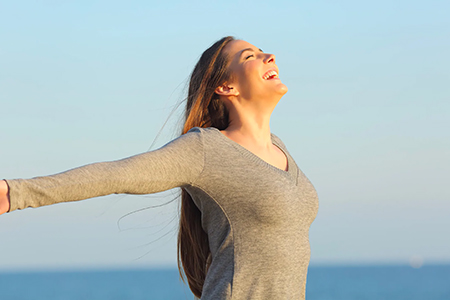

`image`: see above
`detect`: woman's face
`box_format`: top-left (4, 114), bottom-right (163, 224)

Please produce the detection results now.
top-left (223, 40), bottom-right (288, 101)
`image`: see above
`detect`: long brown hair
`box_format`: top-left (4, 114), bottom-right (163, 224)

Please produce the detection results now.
top-left (177, 36), bottom-right (235, 298)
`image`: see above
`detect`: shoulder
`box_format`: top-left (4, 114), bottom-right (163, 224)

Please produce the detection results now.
top-left (171, 126), bottom-right (219, 148)
top-left (186, 126), bottom-right (217, 135)
top-left (270, 132), bottom-right (288, 151)
top-left (158, 127), bottom-right (207, 152)
top-left (185, 126), bottom-right (221, 141)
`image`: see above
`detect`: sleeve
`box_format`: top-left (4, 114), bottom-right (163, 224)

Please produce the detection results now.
top-left (5, 128), bottom-right (205, 212)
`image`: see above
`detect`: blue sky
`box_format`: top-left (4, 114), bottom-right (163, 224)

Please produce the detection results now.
top-left (0, 0), bottom-right (449, 270)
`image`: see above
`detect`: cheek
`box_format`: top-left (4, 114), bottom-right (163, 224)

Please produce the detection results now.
top-left (242, 64), bottom-right (261, 85)
top-left (230, 62), bottom-right (261, 90)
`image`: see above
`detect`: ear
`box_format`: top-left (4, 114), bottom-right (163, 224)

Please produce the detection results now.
top-left (215, 84), bottom-right (239, 97)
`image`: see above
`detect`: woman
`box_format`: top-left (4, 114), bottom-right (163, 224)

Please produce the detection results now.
top-left (0, 36), bottom-right (319, 299)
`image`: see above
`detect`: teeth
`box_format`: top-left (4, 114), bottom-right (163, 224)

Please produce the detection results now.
top-left (263, 70), bottom-right (278, 80)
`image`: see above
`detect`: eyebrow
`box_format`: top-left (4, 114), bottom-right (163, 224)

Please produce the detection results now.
top-left (240, 48), bottom-right (264, 58)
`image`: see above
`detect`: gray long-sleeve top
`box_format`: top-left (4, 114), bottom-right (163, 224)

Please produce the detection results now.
top-left (6, 127), bottom-right (319, 299)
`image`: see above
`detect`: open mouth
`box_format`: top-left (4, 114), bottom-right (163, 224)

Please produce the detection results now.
top-left (262, 69), bottom-right (279, 80)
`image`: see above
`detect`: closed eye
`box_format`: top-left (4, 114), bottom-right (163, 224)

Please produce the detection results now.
top-left (245, 54), bottom-right (254, 60)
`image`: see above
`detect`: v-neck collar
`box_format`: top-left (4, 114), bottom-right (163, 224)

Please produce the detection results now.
top-left (206, 127), bottom-right (297, 180)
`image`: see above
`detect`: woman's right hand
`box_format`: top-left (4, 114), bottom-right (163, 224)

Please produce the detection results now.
top-left (0, 180), bottom-right (10, 215)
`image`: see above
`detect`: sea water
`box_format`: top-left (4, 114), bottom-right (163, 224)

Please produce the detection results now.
top-left (1, 265), bottom-right (449, 300)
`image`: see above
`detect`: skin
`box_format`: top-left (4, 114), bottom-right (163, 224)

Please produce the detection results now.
top-left (216, 39), bottom-right (289, 172)
top-left (0, 180), bottom-right (9, 214)
top-left (0, 39), bottom-right (289, 215)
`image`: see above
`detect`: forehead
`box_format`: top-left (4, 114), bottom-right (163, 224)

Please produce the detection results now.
top-left (224, 40), bottom-right (261, 60)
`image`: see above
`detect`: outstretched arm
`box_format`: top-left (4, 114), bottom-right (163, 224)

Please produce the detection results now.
top-left (3, 128), bottom-right (204, 213)
top-left (0, 180), bottom-right (10, 214)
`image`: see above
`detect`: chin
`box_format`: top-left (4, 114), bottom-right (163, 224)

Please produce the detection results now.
top-left (276, 82), bottom-right (288, 95)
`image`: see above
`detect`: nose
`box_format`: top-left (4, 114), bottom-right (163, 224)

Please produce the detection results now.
top-left (264, 53), bottom-right (276, 64)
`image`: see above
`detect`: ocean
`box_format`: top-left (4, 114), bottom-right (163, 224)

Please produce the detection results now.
top-left (1, 265), bottom-right (449, 300)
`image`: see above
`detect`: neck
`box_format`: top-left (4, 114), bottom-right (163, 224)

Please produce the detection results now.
top-left (223, 104), bottom-right (274, 148)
